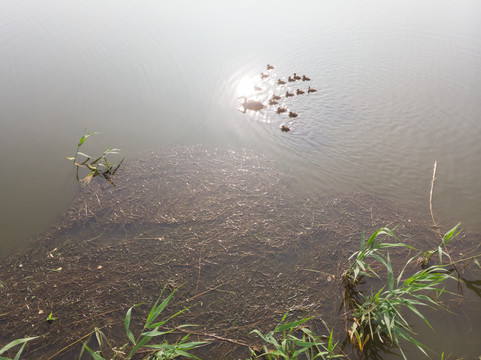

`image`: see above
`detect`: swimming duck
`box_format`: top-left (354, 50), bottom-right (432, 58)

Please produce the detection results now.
top-left (260, 73), bottom-right (269, 79)
top-left (276, 107), bottom-right (287, 114)
top-left (238, 96), bottom-right (267, 113)
top-left (288, 76), bottom-right (296, 82)
top-left (267, 64), bottom-right (275, 70)
top-left (271, 94), bottom-right (282, 100)
top-left (302, 75), bottom-right (311, 81)
top-left (285, 91), bottom-right (294, 98)
top-left (289, 111), bottom-right (298, 118)
top-left (269, 99), bottom-right (278, 106)
top-left (280, 125), bottom-right (291, 132)
top-left (293, 73), bottom-right (302, 80)
top-left (307, 86), bottom-right (317, 94)
top-left (277, 79), bottom-right (286, 85)
top-left (296, 89), bottom-right (305, 95)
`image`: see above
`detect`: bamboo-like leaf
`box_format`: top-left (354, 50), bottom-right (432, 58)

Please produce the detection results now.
top-left (275, 317), bottom-right (311, 332)
top-left (405, 303), bottom-right (432, 329)
top-left (442, 222), bottom-right (461, 246)
top-left (0, 337), bottom-right (38, 356)
top-left (128, 334), bottom-right (152, 358)
top-left (353, 329), bottom-right (363, 351)
top-left (125, 304), bottom-right (141, 345)
top-left (386, 252), bottom-right (394, 292)
top-left (82, 343), bottom-right (106, 360)
top-left (12, 342), bottom-right (27, 360)
top-left (76, 152), bottom-right (91, 159)
top-left (141, 327), bottom-right (173, 337)
top-left (397, 256), bottom-right (416, 286)
top-left (438, 246), bottom-right (444, 264)
top-left (145, 290), bottom-right (176, 327)
top-left (148, 307), bottom-right (188, 328)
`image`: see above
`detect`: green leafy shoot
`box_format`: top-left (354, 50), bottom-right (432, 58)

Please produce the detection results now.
top-left (420, 223), bottom-right (462, 266)
top-left (83, 287), bottom-right (207, 360)
top-left (250, 314), bottom-right (344, 359)
top-left (46, 312), bottom-right (57, 323)
top-left (67, 131), bottom-right (124, 186)
top-left (344, 226), bottom-right (415, 285)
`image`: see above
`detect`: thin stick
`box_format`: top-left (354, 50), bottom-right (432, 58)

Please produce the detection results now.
top-left (429, 161), bottom-right (462, 284)
top-left (429, 161), bottom-right (442, 238)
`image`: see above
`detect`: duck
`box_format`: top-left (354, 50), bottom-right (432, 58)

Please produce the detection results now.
top-left (267, 64), bottom-right (275, 70)
top-left (271, 94), bottom-right (282, 101)
top-left (285, 91), bottom-right (294, 98)
top-left (254, 85), bottom-right (263, 92)
top-left (238, 96), bottom-right (267, 113)
top-left (260, 73), bottom-right (269, 79)
top-left (293, 73), bottom-right (302, 80)
top-left (296, 89), bottom-right (305, 95)
top-left (269, 99), bottom-right (278, 106)
top-left (288, 76), bottom-right (296, 82)
top-left (277, 79), bottom-right (286, 85)
top-left (289, 111), bottom-right (298, 118)
top-left (280, 125), bottom-right (291, 132)
top-left (276, 107), bottom-right (287, 114)
top-left (302, 75), bottom-right (311, 81)
top-left (307, 86), bottom-right (317, 94)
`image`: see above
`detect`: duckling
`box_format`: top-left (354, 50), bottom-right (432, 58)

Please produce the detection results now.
top-left (254, 85), bottom-right (263, 92)
top-left (277, 79), bottom-right (286, 85)
top-left (302, 75), bottom-right (311, 81)
top-left (307, 86), bottom-right (318, 94)
top-left (296, 89), bottom-right (305, 95)
top-left (285, 91), bottom-right (294, 98)
top-left (266, 64), bottom-right (275, 70)
top-left (276, 107), bottom-right (287, 114)
top-left (288, 76), bottom-right (296, 82)
top-left (269, 99), bottom-right (278, 106)
top-left (271, 94), bottom-right (282, 101)
top-left (293, 73), bottom-right (301, 80)
top-left (260, 73), bottom-right (269, 79)
top-left (280, 125), bottom-right (291, 132)
top-left (289, 111), bottom-right (298, 118)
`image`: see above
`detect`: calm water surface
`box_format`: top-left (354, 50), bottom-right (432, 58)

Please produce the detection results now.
top-left (1, 0), bottom-right (480, 356)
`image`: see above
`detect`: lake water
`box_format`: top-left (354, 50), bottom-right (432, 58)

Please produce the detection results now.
top-left (0, 0), bottom-right (480, 357)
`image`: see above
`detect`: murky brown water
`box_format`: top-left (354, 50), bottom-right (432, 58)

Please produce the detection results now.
top-left (0, 0), bottom-right (480, 358)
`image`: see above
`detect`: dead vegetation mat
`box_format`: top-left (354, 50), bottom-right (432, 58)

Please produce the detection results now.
top-left (0, 145), bottom-right (478, 359)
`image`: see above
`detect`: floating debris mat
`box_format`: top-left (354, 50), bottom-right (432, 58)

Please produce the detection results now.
top-left (1, 145), bottom-right (477, 359)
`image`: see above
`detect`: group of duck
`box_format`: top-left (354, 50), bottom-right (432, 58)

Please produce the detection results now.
top-left (238, 64), bottom-right (317, 132)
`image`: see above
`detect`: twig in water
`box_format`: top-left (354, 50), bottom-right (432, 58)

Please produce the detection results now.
top-left (429, 161), bottom-right (462, 285)
top-left (429, 161), bottom-right (442, 238)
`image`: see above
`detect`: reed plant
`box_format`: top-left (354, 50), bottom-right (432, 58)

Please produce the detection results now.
top-left (67, 132), bottom-right (124, 185)
top-left (344, 225), bottom-right (460, 359)
top-left (82, 287), bottom-right (207, 360)
top-left (250, 314), bottom-right (343, 359)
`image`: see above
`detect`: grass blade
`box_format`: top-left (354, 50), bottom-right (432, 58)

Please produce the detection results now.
top-left (0, 337), bottom-right (38, 356)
